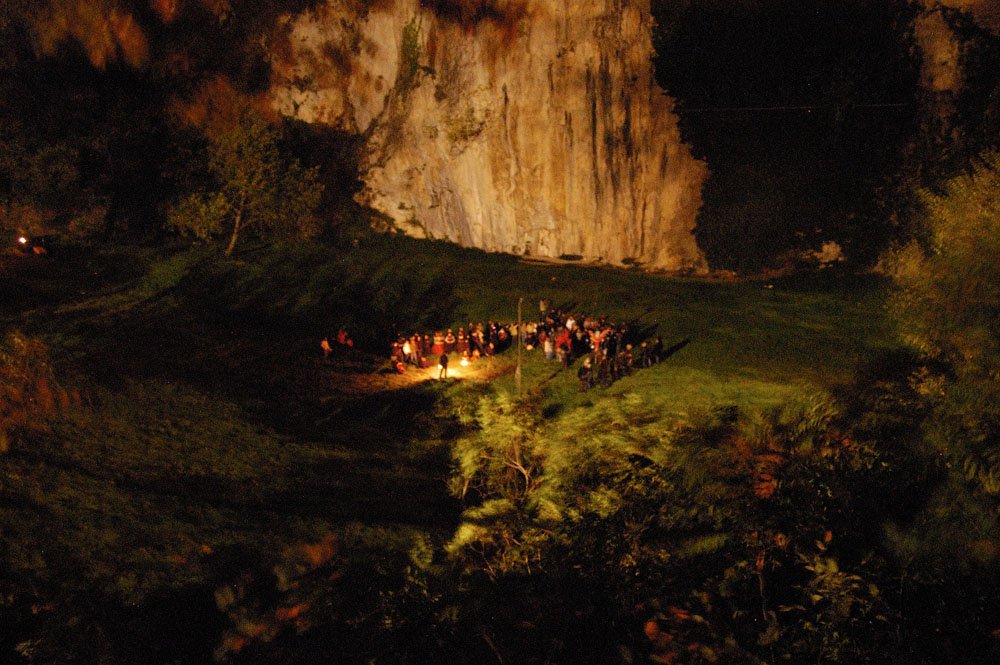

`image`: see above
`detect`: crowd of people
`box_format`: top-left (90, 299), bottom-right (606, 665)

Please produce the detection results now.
top-left (386, 299), bottom-right (668, 389)
top-left (389, 321), bottom-right (514, 374)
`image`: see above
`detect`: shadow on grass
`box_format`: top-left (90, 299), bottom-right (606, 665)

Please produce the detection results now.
top-left (662, 338), bottom-right (691, 360)
top-left (19, 294), bottom-right (464, 530)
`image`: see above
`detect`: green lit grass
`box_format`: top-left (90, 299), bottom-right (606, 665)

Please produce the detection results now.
top-left (0, 235), bottom-right (898, 610)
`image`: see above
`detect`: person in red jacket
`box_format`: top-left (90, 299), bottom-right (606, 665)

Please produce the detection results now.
top-left (336, 328), bottom-right (354, 354)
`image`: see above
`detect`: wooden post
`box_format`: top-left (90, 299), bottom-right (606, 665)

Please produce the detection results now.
top-left (515, 297), bottom-right (523, 394)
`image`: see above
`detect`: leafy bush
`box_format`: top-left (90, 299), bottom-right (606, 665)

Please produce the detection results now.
top-left (447, 394), bottom-right (550, 576)
top-left (443, 387), bottom-right (907, 663)
top-left (889, 152), bottom-right (1000, 375)
top-left (884, 151), bottom-right (1000, 566)
top-left (0, 330), bottom-right (76, 449)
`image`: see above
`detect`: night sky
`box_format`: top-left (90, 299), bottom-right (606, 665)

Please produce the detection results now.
top-left (653, 0), bottom-right (920, 270)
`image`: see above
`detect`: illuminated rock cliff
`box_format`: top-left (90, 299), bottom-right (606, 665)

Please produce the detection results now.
top-left (270, 0), bottom-right (708, 271)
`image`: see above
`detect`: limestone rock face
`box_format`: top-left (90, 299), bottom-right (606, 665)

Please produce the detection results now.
top-left (271, 0), bottom-right (708, 271)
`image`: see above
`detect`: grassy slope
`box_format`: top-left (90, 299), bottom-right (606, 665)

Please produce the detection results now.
top-left (402, 237), bottom-right (895, 417)
top-left (2, 245), bottom-right (458, 608)
top-left (0, 237), bottom-right (896, 606)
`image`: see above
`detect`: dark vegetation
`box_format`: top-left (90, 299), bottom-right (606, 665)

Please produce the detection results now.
top-left (3, 173), bottom-right (1000, 662)
top-left (653, 0), bottom-right (1000, 273)
top-left (0, 0), bottom-right (360, 248)
top-left (1, 2), bottom-right (999, 663)
top-left (1, 238), bottom-right (466, 662)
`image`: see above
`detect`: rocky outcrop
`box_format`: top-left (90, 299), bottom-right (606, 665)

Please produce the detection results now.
top-left (938, 0), bottom-right (1000, 33)
top-left (912, 1), bottom-right (1000, 118)
top-left (909, 0), bottom-right (1000, 172)
top-left (270, 0), bottom-right (708, 271)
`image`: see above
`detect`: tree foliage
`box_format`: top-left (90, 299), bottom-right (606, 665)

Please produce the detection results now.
top-left (888, 151), bottom-right (1000, 494)
top-left (0, 92), bottom-right (97, 236)
top-left (443, 390), bottom-right (906, 663)
top-left (168, 112), bottom-right (323, 255)
top-left (0, 331), bottom-right (77, 454)
top-left (890, 152), bottom-right (1000, 377)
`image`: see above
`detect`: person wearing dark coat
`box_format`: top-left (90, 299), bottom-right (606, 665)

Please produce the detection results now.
top-left (650, 336), bottom-right (663, 364)
top-left (577, 357), bottom-right (593, 390)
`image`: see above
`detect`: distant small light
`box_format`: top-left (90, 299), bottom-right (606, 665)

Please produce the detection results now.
top-left (460, 357), bottom-right (469, 367)
top-left (18, 236), bottom-right (27, 244)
